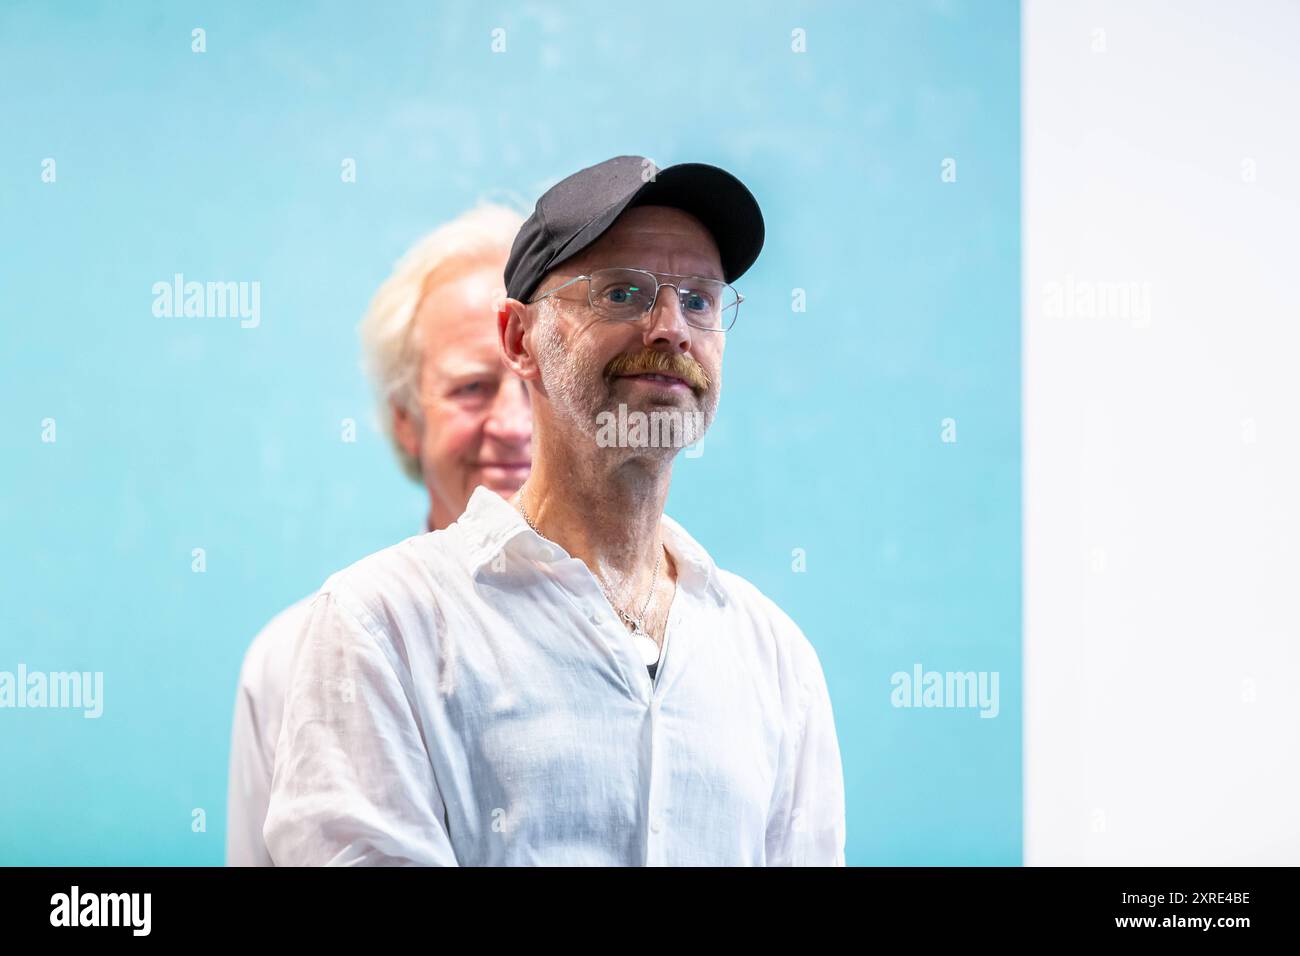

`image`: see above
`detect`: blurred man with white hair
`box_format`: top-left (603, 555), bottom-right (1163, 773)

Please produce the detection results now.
top-left (225, 204), bottom-right (531, 866)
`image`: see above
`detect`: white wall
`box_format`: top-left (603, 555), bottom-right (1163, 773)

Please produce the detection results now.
top-left (1023, 0), bottom-right (1300, 864)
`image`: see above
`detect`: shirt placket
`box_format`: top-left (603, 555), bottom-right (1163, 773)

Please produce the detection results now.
top-left (551, 559), bottom-right (686, 865)
top-left (643, 591), bottom-right (686, 866)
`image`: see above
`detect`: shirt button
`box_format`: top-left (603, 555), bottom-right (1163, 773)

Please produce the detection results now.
top-left (650, 817), bottom-right (663, 834)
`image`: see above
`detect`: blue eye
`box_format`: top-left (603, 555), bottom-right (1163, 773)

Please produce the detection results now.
top-left (684, 292), bottom-right (710, 312)
top-left (606, 285), bottom-right (637, 304)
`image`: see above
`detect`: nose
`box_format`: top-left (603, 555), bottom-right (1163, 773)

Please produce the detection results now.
top-left (483, 375), bottom-right (532, 449)
top-left (643, 283), bottom-right (693, 354)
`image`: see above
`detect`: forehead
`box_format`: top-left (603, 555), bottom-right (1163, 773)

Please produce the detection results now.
top-left (560, 205), bottom-right (723, 280)
top-left (417, 259), bottom-right (506, 361)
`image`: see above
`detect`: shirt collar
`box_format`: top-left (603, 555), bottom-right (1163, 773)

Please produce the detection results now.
top-left (453, 485), bottom-right (727, 606)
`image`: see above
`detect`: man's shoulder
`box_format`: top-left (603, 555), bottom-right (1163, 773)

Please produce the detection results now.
top-left (711, 566), bottom-right (799, 631)
top-left (660, 512), bottom-right (820, 667)
top-left (316, 528), bottom-right (470, 635)
top-left (710, 566), bottom-right (827, 690)
top-left (237, 594), bottom-right (315, 695)
top-left (234, 527), bottom-right (455, 691)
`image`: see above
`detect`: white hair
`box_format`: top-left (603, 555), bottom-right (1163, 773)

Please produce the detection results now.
top-left (358, 203), bottom-right (524, 481)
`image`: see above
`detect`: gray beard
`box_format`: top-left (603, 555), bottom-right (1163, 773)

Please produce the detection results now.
top-left (532, 311), bottom-right (719, 453)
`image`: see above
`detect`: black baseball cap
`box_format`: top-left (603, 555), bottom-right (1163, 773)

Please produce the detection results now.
top-left (504, 154), bottom-right (765, 303)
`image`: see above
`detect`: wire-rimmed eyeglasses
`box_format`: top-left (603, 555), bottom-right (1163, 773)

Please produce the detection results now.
top-left (529, 267), bottom-right (742, 332)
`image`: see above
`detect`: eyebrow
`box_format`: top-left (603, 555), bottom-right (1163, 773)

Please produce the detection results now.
top-left (432, 358), bottom-right (499, 380)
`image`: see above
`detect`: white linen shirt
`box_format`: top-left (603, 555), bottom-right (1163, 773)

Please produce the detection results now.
top-left (226, 595), bottom-right (313, 866)
top-left (263, 485), bottom-right (846, 866)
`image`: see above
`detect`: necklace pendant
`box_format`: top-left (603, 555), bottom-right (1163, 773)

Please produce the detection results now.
top-left (633, 630), bottom-right (660, 665)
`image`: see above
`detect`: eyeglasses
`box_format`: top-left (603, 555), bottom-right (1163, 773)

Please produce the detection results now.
top-left (529, 267), bottom-right (742, 332)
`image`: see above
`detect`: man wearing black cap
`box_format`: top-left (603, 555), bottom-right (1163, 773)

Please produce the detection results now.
top-left (264, 156), bottom-right (846, 866)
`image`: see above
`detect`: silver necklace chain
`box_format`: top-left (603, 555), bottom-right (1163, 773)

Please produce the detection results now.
top-left (517, 487), bottom-right (662, 638)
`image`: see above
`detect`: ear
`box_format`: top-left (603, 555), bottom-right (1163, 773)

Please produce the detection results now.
top-left (391, 399), bottom-right (421, 463)
top-left (498, 297), bottom-right (540, 382)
